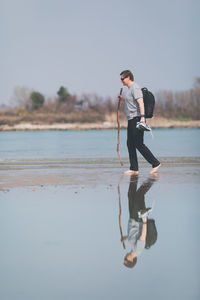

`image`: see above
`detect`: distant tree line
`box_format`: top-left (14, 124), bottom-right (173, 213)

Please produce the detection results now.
top-left (155, 77), bottom-right (200, 120)
top-left (10, 86), bottom-right (116, 116)
top-left (2, 77), bottom-right (200, 121)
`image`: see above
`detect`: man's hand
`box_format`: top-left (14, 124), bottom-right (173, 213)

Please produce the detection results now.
top-left (142, 217), bottom-right (147, 223)
top-left (118, 95), bottom-right (124, 102)
top-left (121, 235), bottom-right (128, 242)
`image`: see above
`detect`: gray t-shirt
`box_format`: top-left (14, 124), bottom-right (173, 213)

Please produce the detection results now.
top-left (127, 218), bottom-right (145, 256)
top-left (123, 82), bottom-right (143, 120)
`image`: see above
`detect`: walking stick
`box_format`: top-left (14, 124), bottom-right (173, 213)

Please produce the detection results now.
top-left (118, 184), bottom-right (126, 250)
top-left (117, 88), bottom-right (123, 166)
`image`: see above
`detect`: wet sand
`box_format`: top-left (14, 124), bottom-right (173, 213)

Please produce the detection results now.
top-left (1, 157), bottom-right (200, 189)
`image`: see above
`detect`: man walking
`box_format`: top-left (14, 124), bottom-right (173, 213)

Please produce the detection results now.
top-left (119, 70), bottom-right (161, 175)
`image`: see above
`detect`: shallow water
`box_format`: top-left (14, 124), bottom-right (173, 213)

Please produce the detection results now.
top-left (1, 128), bottom-right (200, 160)
top-left (0, 163), bottom-right (200, 300)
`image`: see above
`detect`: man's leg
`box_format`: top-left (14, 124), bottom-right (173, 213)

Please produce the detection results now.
top-left (127, 119), bottom-right (139, 171)
top-left (134, 123), bottom-right (160, 168)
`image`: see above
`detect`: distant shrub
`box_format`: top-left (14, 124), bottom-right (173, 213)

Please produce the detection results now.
top-left (30, 92), bottom-right (45, 110)
top-left (57, 86), bottom-right (71, 104)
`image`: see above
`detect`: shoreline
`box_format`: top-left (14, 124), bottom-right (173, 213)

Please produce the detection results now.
top-left (0, 118), bottom-right (200, 131)
top-left (1, 157), bottom-right (199, 190)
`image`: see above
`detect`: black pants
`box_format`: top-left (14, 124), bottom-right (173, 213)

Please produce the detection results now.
top-left (128, 176), bottom-right (155, 221)
top-left (127, 117), bottom-right (160, 171)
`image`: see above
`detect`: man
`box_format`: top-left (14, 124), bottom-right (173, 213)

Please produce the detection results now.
top-left (119, 70), bottom-right (161, 175)
top-left (122, 175), bottom-right (158, 268)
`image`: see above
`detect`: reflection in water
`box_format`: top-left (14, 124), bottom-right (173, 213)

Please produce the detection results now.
top-left (118, 184), bottom-right (126, 250)
top-left (119, 175), bottom-right (159, 268)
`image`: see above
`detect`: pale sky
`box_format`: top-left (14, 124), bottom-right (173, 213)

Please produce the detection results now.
top-left (1, 0), bottom-right (200, 105)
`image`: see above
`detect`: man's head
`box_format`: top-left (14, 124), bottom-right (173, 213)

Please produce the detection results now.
top-left (124, 252), bottom-right (137, 269)
top-left (120, 70), bottom-right (134, 86)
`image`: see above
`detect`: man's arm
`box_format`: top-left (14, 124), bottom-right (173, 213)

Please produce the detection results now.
top-left (136, 97), bottom-right (145, 122)
top-left (139, 217), bottom-right (147, 241)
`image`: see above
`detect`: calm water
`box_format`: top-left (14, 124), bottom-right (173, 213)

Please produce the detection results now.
top-left (0, 129), bottom-right (200, 300)
top-left (0, 173), bottom-right (199, 300)
top-left (0, 128), bottom-right (200, 160)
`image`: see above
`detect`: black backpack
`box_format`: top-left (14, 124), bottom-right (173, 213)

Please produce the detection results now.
top-left (141, 87), bottom-right (155, 118)
top-left (145, 219), bottom-right (158, 249)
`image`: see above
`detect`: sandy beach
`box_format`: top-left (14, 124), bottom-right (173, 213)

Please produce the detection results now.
top-left (1, 157), bottom-right (199, 190)
top-left (0, 117), bottom-right (200, 131)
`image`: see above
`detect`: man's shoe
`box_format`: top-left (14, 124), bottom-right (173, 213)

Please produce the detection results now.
top-left (136, 121), bottom-right (151, 131)
top-left (138, 208), bottom-right (152, 218)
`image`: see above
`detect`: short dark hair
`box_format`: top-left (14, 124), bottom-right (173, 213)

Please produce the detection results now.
top-left (120, 70), bottom-right (134, 81)
top-left (124, 256), bottom-right (137, 268)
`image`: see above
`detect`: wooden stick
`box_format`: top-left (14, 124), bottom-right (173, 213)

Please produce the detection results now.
top-left (117, 88), bottom-right (123, 166)
top-left (118, 184), bottom-right (126, 249)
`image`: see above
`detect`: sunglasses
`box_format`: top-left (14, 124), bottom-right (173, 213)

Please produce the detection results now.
top-left (121, 76), bottom-right (128, 81)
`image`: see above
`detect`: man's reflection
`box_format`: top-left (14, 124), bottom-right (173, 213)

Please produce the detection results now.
top-left (121, 175), bottom-right (158, 268)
